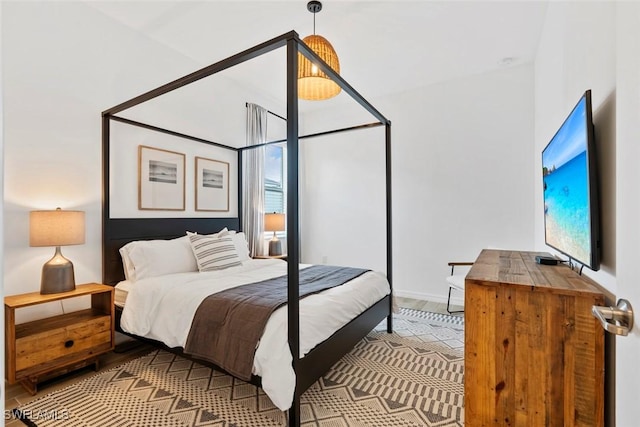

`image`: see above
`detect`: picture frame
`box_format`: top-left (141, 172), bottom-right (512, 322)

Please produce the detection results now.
top-left (195, 156), bottom-right (229, 212)
top-left (138, 145), bottom-right (185, 211)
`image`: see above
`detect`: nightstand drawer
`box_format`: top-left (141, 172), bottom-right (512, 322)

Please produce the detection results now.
top-left (15, 311), bottom-right (111, 373)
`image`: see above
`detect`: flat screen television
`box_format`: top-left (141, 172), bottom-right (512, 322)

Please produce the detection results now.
top-left (542, 90), bottom-right (600, 271)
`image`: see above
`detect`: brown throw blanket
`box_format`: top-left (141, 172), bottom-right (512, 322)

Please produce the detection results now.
top-left (183, 265), bottom-right (369, 380)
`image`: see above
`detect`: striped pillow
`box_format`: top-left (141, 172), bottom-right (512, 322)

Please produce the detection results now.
top-left (188, 234), bottom-right (242, 272)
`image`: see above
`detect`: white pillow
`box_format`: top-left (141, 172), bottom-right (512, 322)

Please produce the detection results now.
top-left (120, 236), bottom-right (198, 281)
top-left (227, 230), bottom-right (251, 262)
top-left (188, 234), bottom-right (242, 271)
top-left (186, 227), bottom-right (228, 239)
top-left (119, 245), bottom-right (136, 281)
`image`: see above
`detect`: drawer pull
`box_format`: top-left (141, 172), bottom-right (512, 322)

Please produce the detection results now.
top-left (64, 340), bottom-right (74, 348)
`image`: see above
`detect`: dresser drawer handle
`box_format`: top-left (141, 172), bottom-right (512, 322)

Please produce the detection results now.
top-left (64, 340), bottom-right (74, 348)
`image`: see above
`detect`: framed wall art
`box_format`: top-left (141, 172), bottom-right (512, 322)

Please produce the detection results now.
top-left (138, 145), bottom-right (185, 211)
top-left (195, 156), bottom-right (229, 212)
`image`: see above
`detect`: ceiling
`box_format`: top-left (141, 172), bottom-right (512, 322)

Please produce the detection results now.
top-left (88, 0), bottom-right (549, 102)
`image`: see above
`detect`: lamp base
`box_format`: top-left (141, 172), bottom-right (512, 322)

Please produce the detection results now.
top-left (40, 247), bottom-right (76, 294)
top-left (268, 238), bottom-right (282, 257)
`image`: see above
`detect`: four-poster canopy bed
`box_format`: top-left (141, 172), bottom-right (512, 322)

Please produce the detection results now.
top-left (101, 31), bottom-right (392, 426)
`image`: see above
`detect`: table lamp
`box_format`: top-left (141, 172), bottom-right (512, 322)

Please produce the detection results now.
top-left (30, 208), bottom-right (85, 294)
top-left (264, 212), bottom-right (285, 256)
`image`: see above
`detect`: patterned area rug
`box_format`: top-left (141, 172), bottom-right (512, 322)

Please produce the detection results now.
top-left (14, 308), bottom-right (464, 426)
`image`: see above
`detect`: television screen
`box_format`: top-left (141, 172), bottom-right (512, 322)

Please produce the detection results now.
top-left (542, 90), bottom-right (600, 270)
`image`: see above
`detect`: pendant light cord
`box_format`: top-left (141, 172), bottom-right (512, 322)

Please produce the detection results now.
top-left (307, 0), bottom-right (321, 35)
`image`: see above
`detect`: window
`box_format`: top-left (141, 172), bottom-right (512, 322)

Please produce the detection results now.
top-left (265, 145), bottom-right (284, 214)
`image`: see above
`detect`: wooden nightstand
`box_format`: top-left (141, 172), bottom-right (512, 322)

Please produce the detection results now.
top-left (253, 254), bottom-right (287, 260)
top-left (4, 283), bottom-right (115, 395)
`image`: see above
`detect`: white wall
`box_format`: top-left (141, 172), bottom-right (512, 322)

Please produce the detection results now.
top-left (302, 64), bottom-right (535, 303)
top-left (301, 126), bottom-right (387, 271)
top-left (533, 1), bottom-right (616, 291)
top-left (2, 2), bottom-right (229, 322)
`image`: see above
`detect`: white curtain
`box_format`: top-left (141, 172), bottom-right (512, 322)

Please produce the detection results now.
top-left (243, 103), bottom-right (268, 256)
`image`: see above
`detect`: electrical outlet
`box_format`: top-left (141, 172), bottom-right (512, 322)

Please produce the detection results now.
top-left (322, 256), bottom-right (328, 264)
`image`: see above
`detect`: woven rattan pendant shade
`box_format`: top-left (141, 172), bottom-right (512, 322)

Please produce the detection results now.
top-left (298, 34), bottom-right (341, 100)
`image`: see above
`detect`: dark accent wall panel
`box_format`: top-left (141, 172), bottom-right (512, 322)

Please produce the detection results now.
top-left (103, 217), bottom-right (239, 285)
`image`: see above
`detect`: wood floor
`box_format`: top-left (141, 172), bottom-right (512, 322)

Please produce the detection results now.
top-left (395, 296), bottom-right (463, 315)
top-left (3, 297), bottom-right (461, 425)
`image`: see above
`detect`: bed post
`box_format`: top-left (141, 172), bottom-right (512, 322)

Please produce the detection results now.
top-left (102, 114), bottom-right (111, 284)
top-left (237, 150), bottom-right (243, 232)
top-left (385, 121), bottom-right (393, 333)
top-left (286, 35), bottom-right (301, 427)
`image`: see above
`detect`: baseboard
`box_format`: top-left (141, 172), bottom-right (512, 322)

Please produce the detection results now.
top-left (394, 289), bottom-right (464, 306)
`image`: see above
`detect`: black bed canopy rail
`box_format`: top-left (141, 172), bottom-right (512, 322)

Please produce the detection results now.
top-left (109, 113), bottom-right (383, 152)
top-left (238, 121), bottom-right (385, 151)
top-left (102, 31), bottom-right (389, 127)
top-left (103, 31), bottom-right (291, 118)
top-left (109, 115), bottom-right (235, 151)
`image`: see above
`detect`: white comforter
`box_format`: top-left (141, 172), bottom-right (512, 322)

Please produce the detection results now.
top-left (118, 259), bottom-right (390, 410)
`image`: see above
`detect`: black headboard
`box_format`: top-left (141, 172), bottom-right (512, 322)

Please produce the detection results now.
top-left (103, 217), bottom-right (240, 286)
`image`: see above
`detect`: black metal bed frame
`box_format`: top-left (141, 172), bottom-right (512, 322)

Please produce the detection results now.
top-left (102, 30), bottom-right (392, 426)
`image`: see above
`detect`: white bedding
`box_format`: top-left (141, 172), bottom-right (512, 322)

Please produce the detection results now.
top-left (118, 259), bottom-right (390, 410)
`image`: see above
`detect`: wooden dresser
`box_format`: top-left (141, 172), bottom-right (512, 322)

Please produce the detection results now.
top-left (465, 250), bottom-right (605, 427)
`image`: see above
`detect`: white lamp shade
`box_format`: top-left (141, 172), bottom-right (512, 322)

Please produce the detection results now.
top-left (30, 209), bottom-right (85, 247)
top-left (264, 213), bottom-right (285, 232)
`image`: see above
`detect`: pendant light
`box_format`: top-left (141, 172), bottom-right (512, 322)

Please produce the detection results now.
top-left (298, 1), bottom-right (341, 100)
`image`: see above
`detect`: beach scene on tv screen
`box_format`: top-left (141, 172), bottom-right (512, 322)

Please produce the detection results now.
top-left (542, 99), bottom-right (591, 265)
